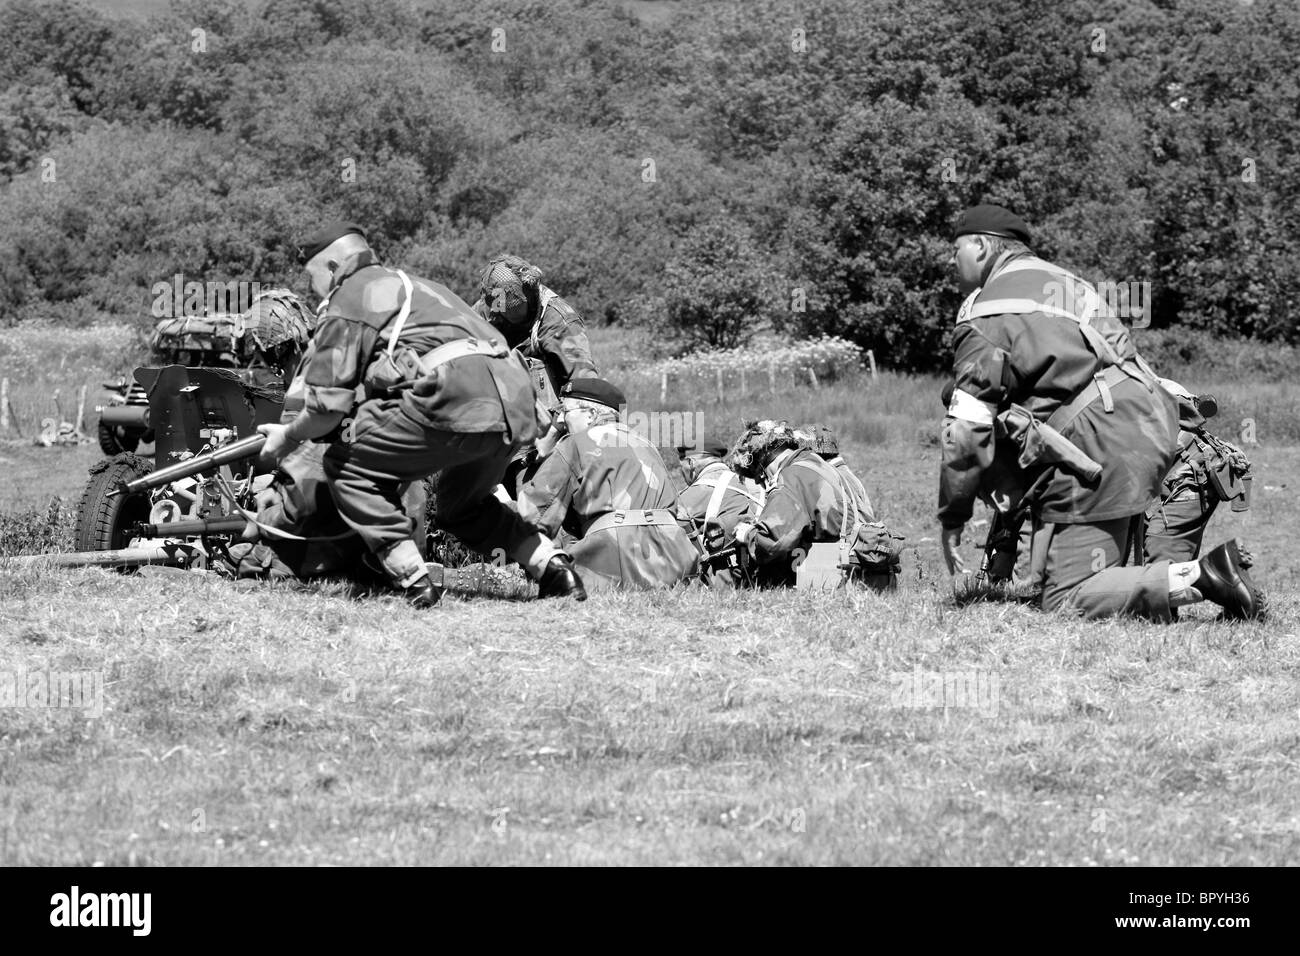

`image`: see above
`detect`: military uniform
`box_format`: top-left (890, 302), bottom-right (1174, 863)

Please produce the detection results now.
top-left (827, 456), bottom-right (874, 522)
top-left (674, 456), bottom-right (765, 587)
top-left (1145, 425), bottom-right (1252, 563)
top-left (940, 250), bottom-right (1182, 619)
top-left (472, 282), bottom-right (599, 400)
top-left (739, 447), bottom-right (874, 587)
top-left (297, 253), bottom-right (557, 585)
top-left (518, 397), bottom-right (699, 592)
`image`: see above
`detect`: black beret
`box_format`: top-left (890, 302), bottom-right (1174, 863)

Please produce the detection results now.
top-left (295, 221), bottom-right (367, 264)
top-left (561, 377), bottom-right (626, 410)
top-left (677, 435), bottom-right (729, 459)
top-left (952, 204), bottom-right (1031, 245)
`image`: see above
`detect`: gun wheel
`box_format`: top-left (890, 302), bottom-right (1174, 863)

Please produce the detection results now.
top-left (74, 453), bottom-right (156, 555)
top-left (96, 421), bottom-right (141, 456)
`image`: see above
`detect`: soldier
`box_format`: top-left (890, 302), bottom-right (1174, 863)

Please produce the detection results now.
top-left (473, 254), bottom-right (599, 404)
top-left (674, 435), bottom-right (765, 586)
top-left (256, 221), bottom-right (586, 607)
top-left (1145, 380), bottom-right (1252, 562)
top-left (730, 420), bottom-right (902, 589)
top-left (797, 423), bottom-right (874, 521)
top-left (472, 255), bottom-right (600, 495)
top-left (516, 377), bottom-right (700, 592)
top-left (939, 204), bottom-right (1263, 619)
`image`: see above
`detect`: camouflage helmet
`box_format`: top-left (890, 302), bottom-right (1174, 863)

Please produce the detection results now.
top-left (236, 289), bottom-right (315, 354)
top-left (728, 419), bottom-right (801, 484)
top-left (798, 423), bottom-right (839, 458)
top-left (479, 254), bottom-right (543, 324)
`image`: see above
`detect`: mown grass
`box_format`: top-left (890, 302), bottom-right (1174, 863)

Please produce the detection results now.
top-left (0, 550), bottom-right (1293, 865)
top-left (0, 321), bottom-right (1296, 865)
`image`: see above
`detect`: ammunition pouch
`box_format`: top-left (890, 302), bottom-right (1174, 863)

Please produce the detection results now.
top-left (846, 521), bottom-right (906, 576)
top-left (1151, 429), bottom-right (1252, 517)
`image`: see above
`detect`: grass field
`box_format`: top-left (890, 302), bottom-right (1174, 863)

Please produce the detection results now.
top-left (0, 323), bottom-right (1296, 865)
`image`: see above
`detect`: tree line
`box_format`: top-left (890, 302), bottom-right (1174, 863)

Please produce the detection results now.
top-left (0, 0), bottom-right (1296, 371)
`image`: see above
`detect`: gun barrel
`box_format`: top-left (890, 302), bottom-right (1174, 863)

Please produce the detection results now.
top-left (2, 545), bottom-right (190, 569)
top-left (120, 433), bottom-right (266, 495)
top-left (132, 516), bottom-right (250, 538)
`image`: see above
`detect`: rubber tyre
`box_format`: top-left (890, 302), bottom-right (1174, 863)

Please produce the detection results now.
top-left (74, 453), bottom-right (156, 553)
top-left (97, 420), bottom-right (124, 456)
top-left (97, 421), bottom-right (142, 456)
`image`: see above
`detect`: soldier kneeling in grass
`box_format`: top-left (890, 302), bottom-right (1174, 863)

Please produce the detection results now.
top-left (728, 420), bottom-right (904, 590)
top-left (939, 203), bottom-right (1264, 619)
top-left (516, 378), bottom-right (700, 592)
top-left (674, 435), bottom-right (766, 588)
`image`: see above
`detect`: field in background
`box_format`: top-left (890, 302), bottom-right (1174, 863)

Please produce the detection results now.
top-left (0, 321), bottom-right (1297, 865)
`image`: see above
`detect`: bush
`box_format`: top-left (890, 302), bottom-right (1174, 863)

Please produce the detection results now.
top-left (657, 215), bottom-right (781, 351)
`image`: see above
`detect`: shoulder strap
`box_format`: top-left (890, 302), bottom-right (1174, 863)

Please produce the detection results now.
top-left (385, 270), bottom-right (414, 359)
top-left (790, 458), bottom-right (859, 544)
top-left (530, 288), bottom-right (557, 354)
top-left (703, 471), bottom-right (734, 526)
top-left (1045, 364), bottom-right (1129, 435)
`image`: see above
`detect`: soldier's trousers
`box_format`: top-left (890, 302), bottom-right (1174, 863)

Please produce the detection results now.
top-left (323, 398), bottom-right (542, 564)
top-left (1145, 493), bottom-right (1215, 563)
top-left (1034, 516), bottom-right (1173, 621)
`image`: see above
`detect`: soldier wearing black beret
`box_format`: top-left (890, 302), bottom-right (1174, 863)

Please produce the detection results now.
top-left (938, 203), bottom-right (1263, 619)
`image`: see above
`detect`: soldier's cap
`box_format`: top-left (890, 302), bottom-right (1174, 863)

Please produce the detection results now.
top-left (561, 377), bottom-right (626, 410)
top-left (952, 204), bottom-right (1031, 245)
top-left (677, 435), bottom-right (729, 459)
top-left (295, 221), bottom-right (367, 265)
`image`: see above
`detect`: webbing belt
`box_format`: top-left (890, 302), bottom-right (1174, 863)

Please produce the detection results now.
top-left (585, 508), bottom-right (679, 535)
top-left (414, 336), bottom-right (509, 375)
top-left (1044, 364), bottom-right (1130, 436)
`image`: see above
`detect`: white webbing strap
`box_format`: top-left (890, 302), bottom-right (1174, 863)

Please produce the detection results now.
top-left (703, 472), bottom-right (734, 526)
top-left (385, 270), bottom-right (415, 359)
top-left (415, 336), bottom-right (509, 375)
top-left (529, 288), bottom-right (557, 354)
top-left (586, 508), bottom-right (678, 535)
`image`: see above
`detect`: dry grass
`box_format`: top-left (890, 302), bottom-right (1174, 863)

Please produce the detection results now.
top-left (0, 322), bottom-right (1296, 865)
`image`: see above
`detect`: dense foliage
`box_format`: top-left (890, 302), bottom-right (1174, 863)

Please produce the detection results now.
top-left (1, 0), bottom-right (1296, 370)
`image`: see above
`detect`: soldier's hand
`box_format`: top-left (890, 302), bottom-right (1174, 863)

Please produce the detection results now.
top-left (941, 524), bottom-right (967, 576)
top-left (256, 423), bottom-right (299, 469)
top-left (734, 521), bottom-right (758, 558)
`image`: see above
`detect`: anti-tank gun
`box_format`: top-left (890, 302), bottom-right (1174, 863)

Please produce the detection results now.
top-left (20, 366), bottom-right (283, 571)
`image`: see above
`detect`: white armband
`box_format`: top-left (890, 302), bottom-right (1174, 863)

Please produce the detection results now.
top-left (947, 387), bottom-right (996, 426)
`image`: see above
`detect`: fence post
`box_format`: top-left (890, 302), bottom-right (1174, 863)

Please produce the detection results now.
top-left (808, 367), bottom-right (819, 389)
top-left (867, 349), bottom-right (878, 382)
top-left (740, 367), bottom-right (746, 397)
top-left (0, 378), bottom-right (8, 432)
top-left (75, 384), bottom-right (88, 436)
top-left (715, 367), bottom-right (724, 404)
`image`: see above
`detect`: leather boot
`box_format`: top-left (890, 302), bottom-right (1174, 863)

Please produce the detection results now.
top-left (401, 574), bottom-right (443, 609)
top-left (537, 553), bottom-right (587, 601)
top-left (1196, 539), bottom-right (1265, 619)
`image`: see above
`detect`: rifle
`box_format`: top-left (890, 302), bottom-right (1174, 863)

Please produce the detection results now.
top-left (975, 508), bottom-right (1025, 586)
